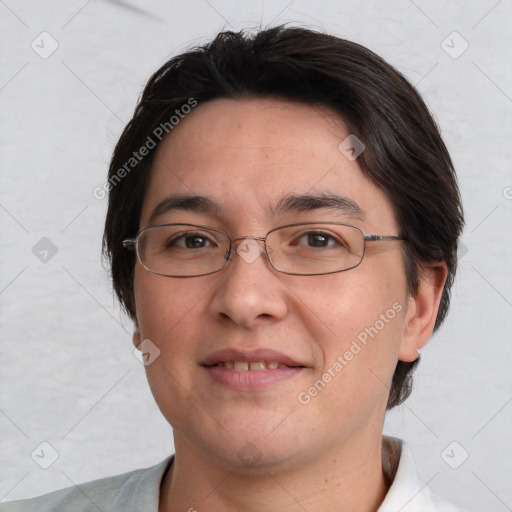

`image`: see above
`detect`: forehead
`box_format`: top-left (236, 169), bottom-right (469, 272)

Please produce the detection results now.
top-left (140, 98), bottom-right (397, 232)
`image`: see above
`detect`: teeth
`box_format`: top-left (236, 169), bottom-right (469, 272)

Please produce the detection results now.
top-left (216, 361), bottom-right (286, 371)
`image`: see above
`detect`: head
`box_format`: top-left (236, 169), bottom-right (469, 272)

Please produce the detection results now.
top-left (102, 26), bottom-right (463, 468)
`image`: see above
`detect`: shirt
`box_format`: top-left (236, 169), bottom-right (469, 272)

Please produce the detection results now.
top-left (1, 437), bottom-right (463, 511)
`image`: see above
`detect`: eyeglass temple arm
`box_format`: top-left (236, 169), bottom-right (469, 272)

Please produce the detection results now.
top-left (123, 239), bottom-right (136, 250)
top-left (364, 235), bottom-right (405, 242)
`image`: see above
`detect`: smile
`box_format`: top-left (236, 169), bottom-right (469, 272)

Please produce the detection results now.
top-left (211, 361), bottom-right (298, 371)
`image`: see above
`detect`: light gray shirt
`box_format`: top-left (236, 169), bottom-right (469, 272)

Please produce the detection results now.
top-left (1, 437), bottom-right (463, 511)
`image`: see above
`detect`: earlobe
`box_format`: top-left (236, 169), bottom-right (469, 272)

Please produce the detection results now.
top-left (398, 263), bottom-right (448, 362)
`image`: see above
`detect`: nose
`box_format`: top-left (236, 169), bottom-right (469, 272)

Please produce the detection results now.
top-left (209, 236), bottom-right (288, 328)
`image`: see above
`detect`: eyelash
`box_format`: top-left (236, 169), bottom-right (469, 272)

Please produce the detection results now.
top-left (167, 230), bottom-right (345, 249)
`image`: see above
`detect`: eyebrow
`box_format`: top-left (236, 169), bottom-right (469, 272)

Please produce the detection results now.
top-left (271, 191), bottom-right (364, 219)
top-left (148, 191), bottom-right (364, 225)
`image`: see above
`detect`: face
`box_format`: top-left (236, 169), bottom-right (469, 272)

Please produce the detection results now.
top-left (133, 98), bottom-right (415, 472)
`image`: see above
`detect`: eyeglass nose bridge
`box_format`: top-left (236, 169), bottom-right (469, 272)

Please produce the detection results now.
top-left (225, 235), bottom-right (269, 264)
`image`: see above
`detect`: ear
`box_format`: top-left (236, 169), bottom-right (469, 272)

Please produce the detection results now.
top-left (398, 262), bottom-right (448, 362)
top-left (132, 316), bottom-right (142, 350)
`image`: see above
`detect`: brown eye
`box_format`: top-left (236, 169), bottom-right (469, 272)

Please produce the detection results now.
top-left (166, 232), bottom-right (216, 249)
top-left (293, 230), bottom-right (346, 249)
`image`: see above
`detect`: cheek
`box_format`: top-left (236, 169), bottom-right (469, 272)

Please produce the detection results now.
top-left (284, 262), bottom-right (406, 335)
top-left (133, 269), bottom-right (209, 425)
top-left (133, 270), bottom-right (209, 389)
top-left (288, 264), bottom-right (407, 403)
top-left (302, 299), bottom-right (406, 422)
top-left (133, 268), bottom-right (209, 340)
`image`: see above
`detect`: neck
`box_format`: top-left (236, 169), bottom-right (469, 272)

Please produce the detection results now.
top-left (159, 434), bottom-right (395, 512)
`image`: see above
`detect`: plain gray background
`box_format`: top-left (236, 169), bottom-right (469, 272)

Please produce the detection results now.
top-left (1, 1), bottom-right (511, 510)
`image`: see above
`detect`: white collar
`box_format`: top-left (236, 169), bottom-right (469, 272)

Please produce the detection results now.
top-left (379, 436), bottom-right (461, 511)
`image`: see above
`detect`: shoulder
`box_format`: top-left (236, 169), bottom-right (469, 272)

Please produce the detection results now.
top-left (0, 456), bottom-right (173, 512)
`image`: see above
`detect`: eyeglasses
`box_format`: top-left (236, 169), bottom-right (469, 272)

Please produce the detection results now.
top-left (122, 222), bottom-right (405, 278)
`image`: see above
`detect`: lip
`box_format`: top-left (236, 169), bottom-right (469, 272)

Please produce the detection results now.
top-left (201, 348), bottom-right (305, 368)
top-left (203, 365), bottom-right (305, 391)
top-left (201, 348), bottom-right (308, 391)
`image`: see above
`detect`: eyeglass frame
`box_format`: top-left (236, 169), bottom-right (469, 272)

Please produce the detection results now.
top-left (122, 222), bottom-right (406, 278)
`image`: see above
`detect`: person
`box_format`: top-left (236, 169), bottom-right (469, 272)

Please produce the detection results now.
top-left (2, 25), bottom-right (465, 512)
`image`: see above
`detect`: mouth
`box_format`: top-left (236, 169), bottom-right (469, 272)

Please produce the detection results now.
top-left (201, 348), bottom-right (308, 390)
top-left (201, 347), bottom-right (306, 370)
top-left (207, 361), bottom-right (305, 371)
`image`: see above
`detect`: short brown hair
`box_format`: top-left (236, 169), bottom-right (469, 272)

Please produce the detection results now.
top-left (102, 26), bottom-right (464, 409)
